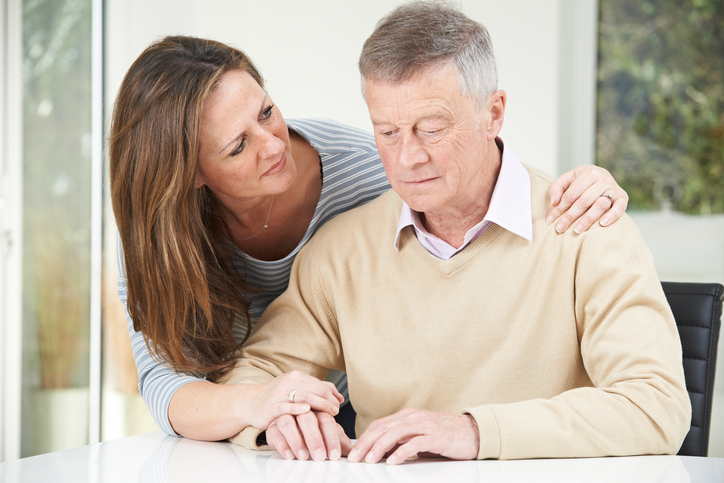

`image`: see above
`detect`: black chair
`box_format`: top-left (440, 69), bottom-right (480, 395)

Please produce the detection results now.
top-left (661, 282), bottom-right (723, 457)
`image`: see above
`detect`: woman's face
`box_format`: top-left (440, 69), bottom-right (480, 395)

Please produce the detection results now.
top-left (196, 69), bottom-right (297, 207)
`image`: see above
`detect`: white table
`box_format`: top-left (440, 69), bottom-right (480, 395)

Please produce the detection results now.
top-left (2, 432), bottom-right (723, 482)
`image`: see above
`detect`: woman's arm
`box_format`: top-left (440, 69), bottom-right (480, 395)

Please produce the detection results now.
top-left (547, 165), bottom-right (629, 234)
top-left (169, 372), bottom-right (342, 441)
top-left (118, 242), bottom-right (341, 441)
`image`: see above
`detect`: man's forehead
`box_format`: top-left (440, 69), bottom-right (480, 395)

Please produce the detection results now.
top-left (366, 79), bottom-right (471, 125)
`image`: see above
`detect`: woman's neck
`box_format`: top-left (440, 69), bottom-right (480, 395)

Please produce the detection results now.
top-left (229, 129), bottom-right (322, 261)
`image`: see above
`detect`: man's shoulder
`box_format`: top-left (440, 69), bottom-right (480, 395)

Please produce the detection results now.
top-left (521, 162), bottom-right (555, 191)
top-left (308, 190), bottom-right (399, 249)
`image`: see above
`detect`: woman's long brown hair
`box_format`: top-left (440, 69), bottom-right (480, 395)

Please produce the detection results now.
top-left (109, 36), bottom-right (263, 380)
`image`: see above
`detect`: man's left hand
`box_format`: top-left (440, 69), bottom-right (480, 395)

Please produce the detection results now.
top-left (347, 408), bottom-right (480, 465)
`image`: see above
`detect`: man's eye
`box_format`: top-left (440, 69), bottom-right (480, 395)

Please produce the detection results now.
top-left (421, 129), bottom-right (444, 140)
top-left (231, 139), bottom-right (246, 156)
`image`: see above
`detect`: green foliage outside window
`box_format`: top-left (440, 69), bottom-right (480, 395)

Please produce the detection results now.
top-left (596, 0), bottom-right (724, 214)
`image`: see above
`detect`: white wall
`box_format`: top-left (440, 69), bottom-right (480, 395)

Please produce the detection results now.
top-left (106, 0), bottom-right (567, 176)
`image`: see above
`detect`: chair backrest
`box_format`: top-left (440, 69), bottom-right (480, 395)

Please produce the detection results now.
top-left (661, 282), bottom-right (723, 457)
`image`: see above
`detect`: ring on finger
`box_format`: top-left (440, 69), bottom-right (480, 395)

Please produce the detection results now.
top-left (600, 192), bottom-right (615, 203)
top-left (288, 389), bottom-right (298, 403)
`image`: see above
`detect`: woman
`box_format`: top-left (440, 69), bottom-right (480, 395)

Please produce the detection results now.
top-left (110, 36), bottom-right (628, 442)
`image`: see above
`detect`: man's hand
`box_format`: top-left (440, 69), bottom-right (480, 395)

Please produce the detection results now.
top-left (266, 410), bottom-right (353, 461)
top-left (547, 165), bottom-right (629, 234)
top-left (347, 408), bottom-right (480, 465)
top-left (238, 371), bottom-right (343, 431)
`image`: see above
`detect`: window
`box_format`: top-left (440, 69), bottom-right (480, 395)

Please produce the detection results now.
top-left (596, 0), bottom-right (724, 214)
top-left (19, 0), bottom-right (95, 456)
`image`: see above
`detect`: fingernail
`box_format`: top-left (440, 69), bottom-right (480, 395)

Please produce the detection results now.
top-left (314, 449), bottom-right (326, 461)
top-left (348, 449), bottom-right (359, 461)
top-left (365, 451), bottom-right (376, 463)
top-left (600, 217), bottom-right (609, 226)
top-left (298, 449), bottom-right (309, 461)
top-left (330, 449), bottom-right (340, 461)
top-left (332, 406), bottom-right (339, 415)
top-left (284, 450), bottom-right (294, 460)
top-left (574, 224), bottom-right (582, 234)
top-left (386, 454), bottom-right (399, 465)
top-left (546, 214), bottom-right (555, 225)
top-left (556, 223), bottom-right (565, 233)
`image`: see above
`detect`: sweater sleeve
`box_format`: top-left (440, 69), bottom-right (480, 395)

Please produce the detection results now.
top-left (465, 218), bottom-right (691, 459)
top-left (222, 239), bottom-right (345, 447)
top-left (116, 237), bottom-right (200, 437)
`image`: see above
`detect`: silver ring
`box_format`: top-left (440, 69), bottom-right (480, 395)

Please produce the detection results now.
top-left (600, 192), bottom-right (615, 203)
top-left (288, 389), bottom-right (298, 403)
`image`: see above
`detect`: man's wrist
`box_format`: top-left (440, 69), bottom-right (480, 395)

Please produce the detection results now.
top-left (465, 413), bottom-right (481, 460)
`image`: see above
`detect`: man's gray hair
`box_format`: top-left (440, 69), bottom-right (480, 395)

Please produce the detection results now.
top-left (359, 1), bottom-right (497, 109)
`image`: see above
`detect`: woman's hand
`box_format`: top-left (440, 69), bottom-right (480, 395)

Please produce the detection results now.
top-left (547, 165), bottom-right (629, 234)
top-left (237, 370), bottom-right (343, 431)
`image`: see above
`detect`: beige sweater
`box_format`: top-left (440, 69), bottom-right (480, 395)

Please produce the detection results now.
top-left (225, 165), bottom-right (691, 460)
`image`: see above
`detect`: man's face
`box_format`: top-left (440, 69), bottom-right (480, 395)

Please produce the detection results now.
top-left (364, 64), bottom-right (501, 216)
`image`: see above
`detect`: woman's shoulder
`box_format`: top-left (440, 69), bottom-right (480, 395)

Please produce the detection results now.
top-left (286, 118), bottom-right (377, 154)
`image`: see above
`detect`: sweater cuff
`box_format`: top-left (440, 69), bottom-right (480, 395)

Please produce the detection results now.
top-left (228, 427), bottom-right (273, 451)
top-left (464, 405), bottom-right (501, 459)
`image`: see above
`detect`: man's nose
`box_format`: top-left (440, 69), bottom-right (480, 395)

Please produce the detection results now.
top-left (397, 133), bottom-right (428, 168)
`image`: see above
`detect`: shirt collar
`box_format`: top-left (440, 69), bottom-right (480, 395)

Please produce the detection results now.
top-left (394, 137), bottom-right (532, 252)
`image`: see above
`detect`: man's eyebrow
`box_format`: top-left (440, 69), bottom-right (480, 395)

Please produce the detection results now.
top-left (218, 94), bottom-right (269, 155)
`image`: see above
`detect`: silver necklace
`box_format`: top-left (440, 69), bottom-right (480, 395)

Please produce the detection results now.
top-left (238, 195), bottom-right (274, 241)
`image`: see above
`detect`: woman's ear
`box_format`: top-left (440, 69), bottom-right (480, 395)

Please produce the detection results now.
top-left (194, 173), bottom-right (205, 189)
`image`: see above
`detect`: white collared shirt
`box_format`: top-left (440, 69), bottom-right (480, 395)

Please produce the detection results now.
top-left (394, 138), bottom-right (532, 260)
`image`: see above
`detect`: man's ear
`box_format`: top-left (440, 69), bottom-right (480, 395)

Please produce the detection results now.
top-left (485, 90), bottom-right (506, 139)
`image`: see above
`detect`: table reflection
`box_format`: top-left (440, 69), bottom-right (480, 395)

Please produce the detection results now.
top-left (137, 435), bottom-right (692, 483)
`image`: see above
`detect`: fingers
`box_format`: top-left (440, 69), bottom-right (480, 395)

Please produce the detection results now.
top-left (348, 409), bottom-right (479, 464)
top-left (317, 411), bottom-right (345, 461)
top-left (292, 389), bottom-right (341, 416)
top-left (547, 169), bottom-right (576, 208)
top-left (386, 436), bottom-right (434, 465)
top-left (278, 371), bottom-right (343, 405)
top-left (601, 192), bottom-right (628, 227)
top-left (252, 371), bottom-right (341, 429)
top-left (268, 411), bottom-right (348, 461)
top-left (338, 424), bottom-right (354, 457)
top-left (348, 409), bottom-right (414, 463)
top-left (274, 414), bottom-right (312, 461)
top-left (546, 165), bottom-right (629, 234)
top-left (266, 420), bottom-right (296, 461)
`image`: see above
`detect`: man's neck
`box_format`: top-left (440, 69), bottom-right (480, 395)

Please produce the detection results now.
top-left (420, 144), bottom-right (502, 248)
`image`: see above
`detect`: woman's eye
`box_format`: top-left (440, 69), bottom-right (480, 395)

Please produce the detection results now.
top-left (261, 104), bottom-right (274, 119)
top-left (231, 139), bottom-right (246, 156)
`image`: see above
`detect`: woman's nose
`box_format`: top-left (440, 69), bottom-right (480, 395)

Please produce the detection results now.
top-left (257, 128), bottom-right (285, 160)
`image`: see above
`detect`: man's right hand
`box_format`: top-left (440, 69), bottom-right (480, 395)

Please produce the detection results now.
top-left (266, 410), bottom-right (353, 461)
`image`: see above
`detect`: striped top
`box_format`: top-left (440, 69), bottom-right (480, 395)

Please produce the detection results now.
top-left (118, 118), bottom-right (390, 435)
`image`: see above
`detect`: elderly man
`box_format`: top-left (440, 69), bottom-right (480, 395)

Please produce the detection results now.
top-left (223, 1), bottom-right (690, 463)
